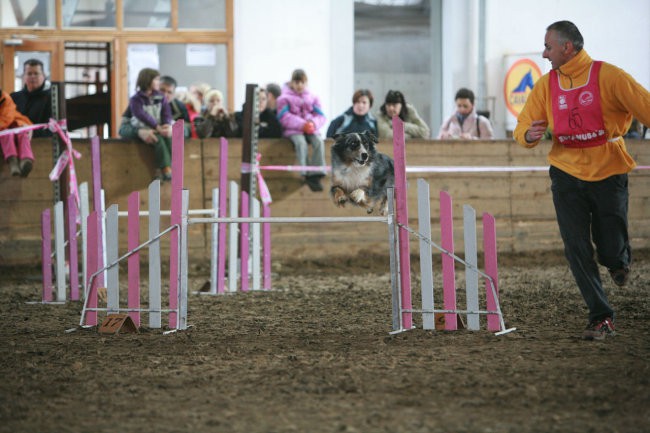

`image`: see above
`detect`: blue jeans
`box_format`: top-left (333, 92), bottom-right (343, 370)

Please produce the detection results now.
top-left (550, 166), bottom-right (630, 322)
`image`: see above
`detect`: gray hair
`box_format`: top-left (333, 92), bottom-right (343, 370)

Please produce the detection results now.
top-left (547, 20), bottom-right (584, 52)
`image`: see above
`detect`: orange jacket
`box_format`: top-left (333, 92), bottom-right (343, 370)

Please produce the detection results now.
top-left (0, 90), bottom-right (32, 130)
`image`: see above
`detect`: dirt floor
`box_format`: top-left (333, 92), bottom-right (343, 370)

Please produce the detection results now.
top-left (0, 249), bottom-right (648, 433)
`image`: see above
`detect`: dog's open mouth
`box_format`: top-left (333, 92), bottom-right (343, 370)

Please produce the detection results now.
top-left (354, 158), bottom-right (367, 166)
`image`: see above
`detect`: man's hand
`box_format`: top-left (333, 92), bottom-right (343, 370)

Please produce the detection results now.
top-left (525, 120), bottom-right (547, 143)
top-left (138, 128), bottom-right (157, 144)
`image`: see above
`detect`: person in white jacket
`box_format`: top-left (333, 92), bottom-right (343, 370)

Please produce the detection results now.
top-left (438, 88), bottom-right (494, 140)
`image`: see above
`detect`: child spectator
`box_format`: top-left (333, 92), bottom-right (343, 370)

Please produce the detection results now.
top-left (277, 69), bottom-right (327, 192)
top-left (376, 90), bottom-right (430, 139)
top-left (438, 88), bottom-right (494, 139)
top-left (0, 90), bottom-right (34, 177)
top-left (128, 68), bottom-right (173, 181)
top-left (326, 89), bottom-right (377, 138)
top-left (193, 89), bottom-right (239, 138)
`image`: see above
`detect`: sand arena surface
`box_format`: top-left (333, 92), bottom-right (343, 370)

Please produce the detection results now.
top-left (1, 250), bottom-right (649, 433)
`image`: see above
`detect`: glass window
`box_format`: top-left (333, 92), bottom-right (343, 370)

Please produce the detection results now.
top-left (126, 43), bottom-right (228, 106)
top-left (0, 0), bottom-right (55, 27)
top-left (62, 0), bottom-right (116, 28)
top-left (123, 0), bottom-right (171, 29)
top-left (178, 0), bottom-right (226, 30)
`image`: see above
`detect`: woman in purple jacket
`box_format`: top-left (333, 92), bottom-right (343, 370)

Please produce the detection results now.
top-left (276, 69), bottom-right (327, 192)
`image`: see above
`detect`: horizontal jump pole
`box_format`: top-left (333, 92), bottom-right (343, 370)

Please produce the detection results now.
top-left (188, 216), bottom-right (389, 224)
top-left (117, 209), bottom-right (214, 217)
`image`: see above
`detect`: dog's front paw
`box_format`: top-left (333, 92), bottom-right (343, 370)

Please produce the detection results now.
top-left (349, 189), bottom-right (367, 205)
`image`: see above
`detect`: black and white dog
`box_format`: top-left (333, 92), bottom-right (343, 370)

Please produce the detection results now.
top-left (330, 131), bottom-right (394, 215)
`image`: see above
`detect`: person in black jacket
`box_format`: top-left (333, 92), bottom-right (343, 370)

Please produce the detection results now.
top-left (160, 75), bottom-right (191, 137)
top-left (326, 89), bottom-right (377, 138)
top-left (234, 87), bottom-right (282, 138)
top-left (10, 58), bottom-right (52, 137)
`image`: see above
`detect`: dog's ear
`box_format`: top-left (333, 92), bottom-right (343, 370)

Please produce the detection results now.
top-left (362, 130), bottom-right (378, 144)
top-left (333, 133), bottom-right (345, 142)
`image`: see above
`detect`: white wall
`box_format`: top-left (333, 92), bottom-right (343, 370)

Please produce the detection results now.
top-left (233, 0), bottom-right (354, 124)
top-left (234, 0), bottom-right (650, 139)
top-left (440, 0), bottom-right (650, 137)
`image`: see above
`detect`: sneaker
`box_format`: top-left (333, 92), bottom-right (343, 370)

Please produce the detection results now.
top-left (162, 166), bottom-right (172, 181)
top-left (19, 158), bottom-right (33, 177)
top-left (582, 317), bottom-right (615, 340)
top-left (608, 266), bottom-right (630, 287)
top-left (305, 175), bottom-right (324, 192)
top-left (8, 157), bottom-right (20, 176)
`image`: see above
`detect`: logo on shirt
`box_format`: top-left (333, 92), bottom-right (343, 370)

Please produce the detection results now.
top-left (579, 91), bottom-right (594, 106)
top-left (558, 95), bottom-right (568, 110)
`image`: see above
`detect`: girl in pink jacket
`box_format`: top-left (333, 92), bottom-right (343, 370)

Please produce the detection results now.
top-left (276, 69), bottom-right (327, 192)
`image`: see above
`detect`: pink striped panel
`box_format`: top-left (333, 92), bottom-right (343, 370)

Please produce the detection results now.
top-left (41, 209), bottom-right (53, 302)
top-left (483, 212), bottom-right (500, 331)
top-left (440, 191), bottom-right (457, 330)
top-left (128, 191), bottom-right (140, 327)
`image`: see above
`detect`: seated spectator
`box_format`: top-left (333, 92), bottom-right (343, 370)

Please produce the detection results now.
top-left (159, 75), bottom-right (191, 137)
top-left (189, 82), bottom-right (211, 111)
top-left (234, 87), bottom-right (282, 139)
top-left (11, 58), bottom-right (52, 137)
top-left (193, 89), bottom-right (239, 138)
top-left (176, 90), bottom-right (201, 138)
top-left (0, 90), bottom-right (34, 177)
top-left (438, 88), bottom-right (494, 139)
top-left (326, 89), bottom-right (377, 138)
top-left (128, 68), bottom-right (173, 181)
top-left (376, 90), bottom-right (430, 139)
top-left (265, 83), bottom-right (281, 111)
top-left (277, 68), bottom-right (327, 192)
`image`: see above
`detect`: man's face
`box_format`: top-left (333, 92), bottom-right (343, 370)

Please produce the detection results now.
top-left (160, 82), bottom-right (175, 101)
top-left (543, 30), bottom-right (571, 70)
top-left (23, 64), bottom-right (45, 92)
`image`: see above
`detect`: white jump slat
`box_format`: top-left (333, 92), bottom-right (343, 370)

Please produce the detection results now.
top-left (79, 182), bottom-right (90, 300)
top-left (209, 188), bottom-right (219, 295)
top-left (54, 201), bottom-right (66, 302)
top-left (463, 204), bottom-right (480, 331)
top-left (148, 180), bottom-right (162, 329)
top-left (417, 179), bottom-right (435, 330)
top-left (228, 181), bottom-right (239, 293)
top-left (106, 204), bottom-right (119, 314)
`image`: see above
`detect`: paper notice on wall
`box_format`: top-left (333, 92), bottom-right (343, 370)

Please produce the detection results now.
top-left (127, 44), bottom-right (160, 96)
top-left (186, 44), bottom-right (216, 66)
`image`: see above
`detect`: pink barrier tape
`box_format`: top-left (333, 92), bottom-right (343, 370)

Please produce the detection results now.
top-left (128, 191), bottom-right (141, 327)
top-left (241, 153), bottom-right (272, 205)
top-left (47, 119), bottom-right (82, 219)
top-left (407, 165), bottom-right (650, 172)
top-left (41, 209), bottom-right (53, 302)
top-left (440, 191), bottom-right (458, 330)
top-left (255, 164), bottom-right (650, 173)
top-left (392, 117), bottom-right (412, 330)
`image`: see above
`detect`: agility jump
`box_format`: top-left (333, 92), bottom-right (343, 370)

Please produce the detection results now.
top-left (40, 116), bottom-right (514, 334)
